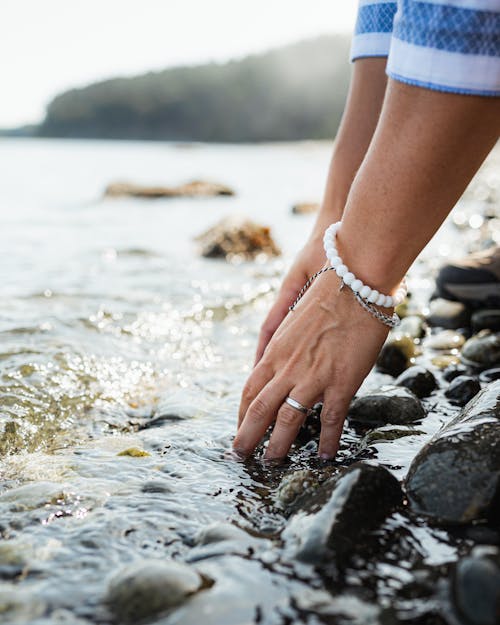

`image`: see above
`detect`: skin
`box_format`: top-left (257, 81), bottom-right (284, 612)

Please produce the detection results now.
top-left (235, 65), bottom-right (500, 460)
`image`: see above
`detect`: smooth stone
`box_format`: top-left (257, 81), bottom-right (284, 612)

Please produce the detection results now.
top-left (427, 298), bottom-right (470, 330)
top-left (398, 315), bottom-right (426, 339)
top-left (104, 179), bottom-right (235, 198)
top-left (283, 463), bottom-right (402, 564)
top-left (462, 331), bottom-right (500, 368)
top-left (453, 550), bottom-right (500, 625)
top-left (376, 335), bottom-right (419, 377)
top-left (291, 202), bottom-right (320, 215)
top-left (395, 366), bottom-right (437, 398)
top-left (431, 354), bottom-right (461, 369)
top-left (196, 217), bottom-right (281, 260)
top-left (360, 425), bottom-right (424, 448)
top-left (445, 375), bottom-right (481, 406)
top-left (443, 363), bottom-right (470, 382)
top-left (406, 381), bottom-right (500, 523)
top-left (348, 385), bottom-right (426, 426)
top-left (425, 330), bottom-right (465, 351)
top-left (106, 560), bottom-right (202, 623)
top-left (140, 480), bottom-right (173, 494)
top-left (195, 523), bottom-right (252, 546)
top-left (472, 309), bottom-right (500, 333)
top-left (480, 367), bottom-right (500, 383)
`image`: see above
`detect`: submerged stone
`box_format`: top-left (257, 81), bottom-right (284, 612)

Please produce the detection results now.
top-left (376, 334), bottom-right (419, 377)
top-left (196, 217), bottom-right (281, 260)
top-left (106, 560), bottom-right (202, 623)
top-left (480, 368), bottom-right (500, 384)
top-left (443, 363), bottom-right (470, 382)
top-left (395, 366), bottom-right (437, 398)
top-left (283, 463), bottom-right (402, 564)
top-left (274, 469), bottom-right (319, 513)
top-left (117, 447), bottom-right (150, 457)
top-left (461, 331), bottom-right (500, 368)
top-left (444, 375), bottom-right (481, 406)
top-left (427, 298), bottom-right (470, 330)
top-left (348, 385), bottom-right (425, 426)
top-left (452, 548), bottom-right (500, 625)
top-left (471, 309), bottom-right (500, 334)
top-left (406, 381), bottom-right (500, 524)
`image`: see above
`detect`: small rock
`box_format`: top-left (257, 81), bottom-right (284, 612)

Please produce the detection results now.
top-left (117, 448), bottom-right (150, 457)
top-left (104, 179), bottom-right (234, 199)
top-left (274, 470), bottom-right (319, 513)
top-left (472, 309), bottom-right (500, 334)
top-left (406, 381), bottom-right (500, 523)
top-left (395, 366), bottom-right (437, 398)
top-left (291, 202), bottom-right (320, 215)
top-left (443, 363), bottom-right (470, 382)
top-left (462, 331), bottom-right (500, 368)
top-left (445, 375), bottom-right (481, 406)
top-left (141, 480), bottom-right (173, 494)
top-left (196, 217), bottom-right (281, 260)
top-left (453, 549), bottom-right (500, 625)
top-left (427, 298), bottom-right (470, 330)
top-left (360, 425), bottom-right (424, 447)
top-left (283, 463), bottom-right (402, 563)
top-left (480, 368), bottom-right (500, 384)
top-left (425, 330), bottom-right (466, 351)
top-left (106, 560), bottom-right (202, 623)
top-left (431, 354), bottom-right (461, 369)
top-left (376, 334), bottom-right (419, 377)
top-left (195, 523), bottom-right (251, 546)
top-left (398, 315), bottom-right (426, 339)
top-left (348, 385), bottom-right (426, 426)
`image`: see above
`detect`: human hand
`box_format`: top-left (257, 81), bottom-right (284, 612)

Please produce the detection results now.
top-left (235, 267), bottom-right (390, 459)
top-left (254, 235), bottom-right (328, 365)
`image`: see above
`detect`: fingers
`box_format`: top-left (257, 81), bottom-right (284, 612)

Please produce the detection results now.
top-left (237, 362), bottom-right (274, 428)
top-left (254, 284), bottom-right (300, 366)
top-left (264, 387), bottom-right (318, 459)
top-left (233, 377), bottom-right (292, 456)
top-left (318, 387), bottom-right (350, 459)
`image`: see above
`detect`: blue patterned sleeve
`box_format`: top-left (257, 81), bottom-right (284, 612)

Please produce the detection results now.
top-left (350, 0), bottom-right (398, 61)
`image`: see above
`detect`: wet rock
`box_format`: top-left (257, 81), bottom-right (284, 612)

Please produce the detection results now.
top-left (480, 367), bottom-right (500, 383)
top-left (431, 354), bottom-right (461, 369)
top-left (445, 375), bottom-right (481, 406)
top-left (283, 463), bottom-right (402, 563)
top-left (104, 179), bottom-right (234, 199)
top-left (360, 425), bottom-right (424, 449)
top-left (106, 560), bottom-right (202, 623)
top-left (472, 309), bottom-right (500, 334)
top-left (406, 381), bottom-right (500, 524)
top-left (117, 447), bottom-right (150, 457)
top-left (196, 217), bottom-right (281, 260)
top-left (395, 366), bottom-right (437, 398)
top-left (452, 548), bottom-right (500, 625)
top-left (443, 363), bottom-right (470, 382)
top-left (348, 385), bottom-right (425, 426)
top-left (427, 298), bottom-right (470, 330)
top-left (140, 480), bottom-right (173, 494)
top-left (195, 523), bottom-right (252, 546)
top-left (291, 202), bottom-right (320, 215)
top-left (398, 315), bottom-right (426, 339)
top-left (376, 334), bottom-right (419, 377)
top-left (274, 469), bottom-right (319, 513)
top-left (425, 330), bottom-right (466, 351)
top-left (461, 331), bottom-right (500, 368)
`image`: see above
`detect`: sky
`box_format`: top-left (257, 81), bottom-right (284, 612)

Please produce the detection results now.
top-left (1, 0), bottom-right (358, 128)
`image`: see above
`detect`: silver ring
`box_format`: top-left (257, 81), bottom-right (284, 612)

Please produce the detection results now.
top-left (284, 396), bottom-right (311, 415)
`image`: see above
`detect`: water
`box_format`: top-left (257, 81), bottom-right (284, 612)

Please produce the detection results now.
top-left (0, 138), bottom-right (498, 624)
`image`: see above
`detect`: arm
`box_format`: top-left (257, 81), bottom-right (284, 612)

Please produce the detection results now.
top-left (254, 57), bottom-right (388, 365)
top-left (235, 79), bottom-right (500, 459)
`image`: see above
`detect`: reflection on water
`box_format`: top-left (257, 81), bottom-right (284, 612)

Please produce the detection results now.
top-left (0, 138), bottom-right (498, 624)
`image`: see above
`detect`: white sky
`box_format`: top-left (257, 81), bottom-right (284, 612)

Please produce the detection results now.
top-left (1, 0), bottom-right (358, 127)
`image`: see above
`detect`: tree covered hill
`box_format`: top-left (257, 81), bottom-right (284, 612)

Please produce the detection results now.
top-left (38, 35), bottom-right (351, 142)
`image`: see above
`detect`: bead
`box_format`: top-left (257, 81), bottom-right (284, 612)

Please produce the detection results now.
top-left (351, 279), bottom-right (363, 293)
top-left (368, 290), bottom-right (379, 304)
top-left (330, 255), bottom-right (342, 268)
top-left (376, 294), bottom-right (386, 307)
top-left (325, 244), bottom-right (335, 256)
top-left (343, 272), bottom-right (355, 286)
top-left (336, 264), bottom-right (348, 277)
top-left (384, 296), bottom-right (393, 308)
top-left (360, 285), bottom-right (372, 300)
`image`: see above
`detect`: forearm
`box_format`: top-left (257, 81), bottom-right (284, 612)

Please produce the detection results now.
top-left (309, 58), bottom-right (388, 241)
top-left (338, 80), bottom-right (500, 294)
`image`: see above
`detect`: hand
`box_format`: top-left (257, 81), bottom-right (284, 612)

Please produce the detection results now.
top-left (254, 235), bottom-right (328, 365)
top-left (235, 268), bottom-right (390, 459)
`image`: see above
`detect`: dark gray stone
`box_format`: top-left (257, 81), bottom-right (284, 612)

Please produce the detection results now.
top-left (443, 363), bottom-right (470, 382)
top-left (406, 381), bottom-right (500, 524)
top-left (445, 375), bottom-right (481, 406)
top-left (348, 385), bottom-right (426, 426)
top-left (453, 549), bottom-right (500, 625)
top-left (395, 366), bottom-right (437, 398)
top-left (472, 309), bottom-right (500, 334)
top-left (480, 368), bottom-right (500, 384)
top-left (462, 331), bottom-right (500, 368)
top-left (376, 335), bottom-right (419, 377)
top-left (427, 298), bottom-right (470, 330)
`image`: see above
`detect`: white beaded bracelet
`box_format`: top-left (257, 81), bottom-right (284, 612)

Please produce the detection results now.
top-left (323, 221), bottom-right (407, 308)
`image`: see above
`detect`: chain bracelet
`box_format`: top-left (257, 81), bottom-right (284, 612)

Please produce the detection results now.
top-left (289, 266), bottom-right (401, 329)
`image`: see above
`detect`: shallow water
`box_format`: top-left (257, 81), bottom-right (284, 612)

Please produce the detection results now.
top-left (0, 138), bottom-right (499, 624)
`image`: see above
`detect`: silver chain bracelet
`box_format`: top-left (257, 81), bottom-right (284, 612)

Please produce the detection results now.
top-left (289, 266), bottom-right (401, 329)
